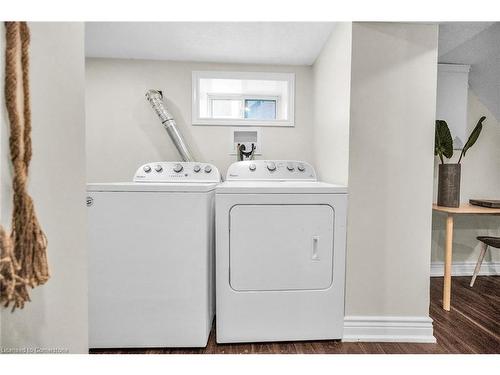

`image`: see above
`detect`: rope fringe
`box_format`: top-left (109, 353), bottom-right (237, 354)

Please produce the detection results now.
top-left (0, 21), bottom-right (49, 311)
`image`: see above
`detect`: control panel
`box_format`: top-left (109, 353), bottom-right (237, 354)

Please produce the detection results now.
top-left (133, 162), bottom-right (221, 183)
top-left (225, 160), bottom-right (317, 181)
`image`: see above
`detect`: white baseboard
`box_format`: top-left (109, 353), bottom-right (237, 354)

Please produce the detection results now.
top-left (430, 261), bottom-right (500, 277)
top-left (343, 316), bottom-right (436, 343)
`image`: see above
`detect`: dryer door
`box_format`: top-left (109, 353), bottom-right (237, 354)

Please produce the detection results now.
top-left (229, 204), bottom-right (334, 291)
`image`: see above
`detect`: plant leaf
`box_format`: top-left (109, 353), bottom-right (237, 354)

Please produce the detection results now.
top-left (461, 116), bottom-right (486, 159)
top-left (435, 120), bottom-right (453, 159)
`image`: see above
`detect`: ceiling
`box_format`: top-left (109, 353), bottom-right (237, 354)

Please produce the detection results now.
top-left (85, 22), bottom-right (335, 66)
top-left (439, 22), bottom-right (500, 121)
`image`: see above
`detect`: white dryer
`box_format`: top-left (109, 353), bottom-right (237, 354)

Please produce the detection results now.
top-left (87, 162), bottom-right (220, 348)
top-left (215, 160), bottom-right (347, 343)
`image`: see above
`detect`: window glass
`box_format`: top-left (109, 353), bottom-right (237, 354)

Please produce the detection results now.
top-left (211, 99), bottom-right (242, 118)
top-left (244, 99), bottom-right (276, 120)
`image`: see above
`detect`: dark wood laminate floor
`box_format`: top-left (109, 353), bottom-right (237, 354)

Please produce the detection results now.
top-left (90, 276), bottom-right (500, 354)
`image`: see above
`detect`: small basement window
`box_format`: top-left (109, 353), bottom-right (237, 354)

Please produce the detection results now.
top-left (192, 71), bottom-right (295, 127)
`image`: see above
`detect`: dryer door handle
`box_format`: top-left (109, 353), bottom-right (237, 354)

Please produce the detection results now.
top-left (311, 236), bottom-right (320, 261)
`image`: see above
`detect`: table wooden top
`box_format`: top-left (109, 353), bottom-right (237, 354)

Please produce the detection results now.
top-left (433, 203), bottom-right (500, 214)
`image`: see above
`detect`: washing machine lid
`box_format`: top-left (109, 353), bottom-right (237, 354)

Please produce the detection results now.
top-left (216, 181), bottom-right (347, 194)
top-left (87, 182), bottom-right (217, 193)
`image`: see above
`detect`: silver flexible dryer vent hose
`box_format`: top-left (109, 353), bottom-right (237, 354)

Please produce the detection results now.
top-left (145, 89), bottom-right (195, 162)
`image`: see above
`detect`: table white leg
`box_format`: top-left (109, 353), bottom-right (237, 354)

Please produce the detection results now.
top-left (443, 214), bottom-right (453, 311)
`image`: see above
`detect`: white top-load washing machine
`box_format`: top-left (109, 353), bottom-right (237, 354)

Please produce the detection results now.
top-left (215, 160), bottom-right (347, 343)
top-left (87, 162), bottom-right (220, 348)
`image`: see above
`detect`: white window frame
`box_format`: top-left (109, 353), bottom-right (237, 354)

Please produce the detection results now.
top-left (192, 71), bottom-right (295, 127)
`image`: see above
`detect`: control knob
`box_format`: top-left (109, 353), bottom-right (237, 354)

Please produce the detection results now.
top-left (287, 163), bottom-right (295, 171)
top-left (297, 164), bottom-right (305, 172)
top-left (143, 165), bottom-right (152, 173)
top-left (204, 165), bottom-right (212, 173)
top-left (155, 165), bottom-right (163, 172)
top-left (249, 163), bottom-right (256, 171)
top-left (193, 165), bottom-right (201, 173)
top-left (267, 162), bottom-right (276, 172)
top-left (173, 163), bottom-right (183, 173)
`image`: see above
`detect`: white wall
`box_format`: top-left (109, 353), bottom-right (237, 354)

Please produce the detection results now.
top-left (85, 59), bottom-right (314, 181)
top-left (432, 91), bottom-right (500, 268)
top-left (346, 23), bottom-right (439, 318)
top-left (0, 23), bottom-right (88, 353)
top-left (312, 22), bottom-right (352, 185)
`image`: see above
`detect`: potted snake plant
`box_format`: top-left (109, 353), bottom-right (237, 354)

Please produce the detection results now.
top-left (435, 116), bottom-right (486, 207)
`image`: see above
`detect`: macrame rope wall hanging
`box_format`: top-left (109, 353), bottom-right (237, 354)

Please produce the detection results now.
top-left (0, 21), bottom-right (49, 310)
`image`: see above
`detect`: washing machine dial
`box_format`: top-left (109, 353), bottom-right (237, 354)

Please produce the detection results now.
top-left (204, 165), bottom-right (212, 173)
top-left (193, 165), bottom-right (201, 173)
top-left (173, 163), bottom-right (183, 173)
top-left (286, 163), bottom-right (295, 171)
top-left (267, 162), bottom-right (276, 172)
top-left (155, 165), bottom-right (163, 172)
top-left (297, 164), bottom-right (305, 172)
top-left (249, 163), bottom-right (256, 171)
top-left (143, 165), bottom-right (152, 173)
